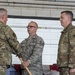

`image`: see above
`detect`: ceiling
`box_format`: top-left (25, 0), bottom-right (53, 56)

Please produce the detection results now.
top-left (0, 0), bottom-right (75, 8)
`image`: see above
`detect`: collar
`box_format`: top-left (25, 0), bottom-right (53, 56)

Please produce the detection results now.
top-left (28, 34), bottom-right (37, 39)
top-left (30, 34), bottom-right (37, 38)
top-left (61, 23), bottom-right (74, 33)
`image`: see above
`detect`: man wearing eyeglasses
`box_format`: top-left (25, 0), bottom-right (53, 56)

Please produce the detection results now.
top-left (21, 21), bottom-right (45, 75)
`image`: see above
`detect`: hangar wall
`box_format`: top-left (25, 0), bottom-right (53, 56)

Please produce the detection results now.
top-left (0, 0), bottom-right (75, 18)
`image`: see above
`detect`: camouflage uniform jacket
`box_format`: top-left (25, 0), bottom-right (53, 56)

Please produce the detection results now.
top-left (57, 23), bottom-right (75, 68)
top-left (0, 21), bottom-right (22, 66)
top-left (21, 34), bottom-right (44, 73)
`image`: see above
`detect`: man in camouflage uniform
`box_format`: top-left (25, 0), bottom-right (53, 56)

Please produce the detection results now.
top-left (21, 21), bottom-right (44, 75)
top-left (57, 11), bottom-right (75, 75)
top-left (0, 8), bottom-right (22, 75)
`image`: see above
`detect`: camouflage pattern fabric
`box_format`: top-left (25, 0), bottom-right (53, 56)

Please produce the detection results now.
top-left (22, 69), bottom-right (43, 75)
top-left (57, 24), bottom-right (75, 75)
top-left (0, 21), bottom-right (22, 74)
top-left (21, 34), bottom-right (44, 75)
top-left (60, 68), bottom-right (75, 75)
top-left (59, 68), bottom-right (70, 75)
top-left (0, 66), bottom-right (6, 75)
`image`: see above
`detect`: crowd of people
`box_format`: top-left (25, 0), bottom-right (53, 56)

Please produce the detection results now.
top-left (0, 8), bottom-right (75, 75)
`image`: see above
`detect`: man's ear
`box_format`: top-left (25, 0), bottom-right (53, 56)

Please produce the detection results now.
top-left (68, 15), bottom-right (71, 21)
top-left (1, 15), bottom-right (4, 19)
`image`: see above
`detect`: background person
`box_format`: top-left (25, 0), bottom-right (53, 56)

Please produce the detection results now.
top-left (57, 10), bottom-right (75, 75)
top-left (21, 21), bottom-right (44, 75)
top-left (0, 8), bottom-right (22, 75)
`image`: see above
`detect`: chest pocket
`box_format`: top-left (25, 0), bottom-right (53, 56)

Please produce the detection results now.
top-left (29, 42), bottom-right (36, 48)
top-left (29, 38), bottom-right (37, 54)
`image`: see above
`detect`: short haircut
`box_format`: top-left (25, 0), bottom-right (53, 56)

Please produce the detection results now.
top-left (61, 10), bottom-right (73, 21)
top-left (0, 8), bottom-right (7, 17)
top-left (29, 21), bottom-right (38, 28)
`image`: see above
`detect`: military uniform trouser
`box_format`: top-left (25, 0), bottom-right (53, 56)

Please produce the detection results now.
top-left (22, 69), bottom-right (43, 75)
top-left (0, 66), bottom-right (6, 75)
top-left (60, 68), bottom-right (75, 75)
top-left (0, 65), bottom-right (11, 75)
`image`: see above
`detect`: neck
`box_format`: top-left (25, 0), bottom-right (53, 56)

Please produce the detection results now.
top-left (29, 33), bottom-right (36, 36)
top-left (64, 22), bottom-right (71, 28)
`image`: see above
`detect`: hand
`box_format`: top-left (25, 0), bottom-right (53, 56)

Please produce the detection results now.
top-left (70, 68), bottom-right (75, 74)
top-left (22, 61), bottom-right (29, 69)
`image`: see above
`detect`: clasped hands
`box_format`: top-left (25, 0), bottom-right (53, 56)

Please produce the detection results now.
top-left (22, 60), bottom-right (29, 69)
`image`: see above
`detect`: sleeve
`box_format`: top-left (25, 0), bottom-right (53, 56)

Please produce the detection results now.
top-left (28, 37), bottom-right (44, 64)
top-left (4, 25), bottom-right (22, 57)
top-left (69, 28), bottom-right (75, 68)
top-left (20, 39), bottom-right (27, 60)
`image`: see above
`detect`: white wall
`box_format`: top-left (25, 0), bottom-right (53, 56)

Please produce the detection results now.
top-left (7, 18), bottom-right (63, 65)
top-left (7, 18), bottom-right (75, 65)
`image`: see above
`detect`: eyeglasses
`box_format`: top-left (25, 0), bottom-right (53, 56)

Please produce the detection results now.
top-left (27, 26), bottom-right (36, 28)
